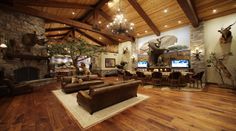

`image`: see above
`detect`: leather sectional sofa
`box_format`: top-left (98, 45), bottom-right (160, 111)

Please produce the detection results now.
top-left (61, 75), bottom-right (104, 93)
top-left (77, 80), bottom-right (141, 114)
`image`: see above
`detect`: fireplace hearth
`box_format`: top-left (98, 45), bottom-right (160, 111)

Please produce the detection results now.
top-left (14, 67), bottom-right (39, 83)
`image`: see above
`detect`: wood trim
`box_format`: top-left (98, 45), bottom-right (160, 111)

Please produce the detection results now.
top-left (12, 0), bottom-right (93, 9)
top-left (127, 0), bottom-right (160, 36)
top-left (76, 29), bottom-right (106, 46)
top-left (0, 4), bottom-right (132, 41)
top-left (177, 0), bottom-right (199, 27)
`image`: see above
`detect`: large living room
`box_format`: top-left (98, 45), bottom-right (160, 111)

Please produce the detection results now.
top-left (0, 0), bottom-right (236, 130)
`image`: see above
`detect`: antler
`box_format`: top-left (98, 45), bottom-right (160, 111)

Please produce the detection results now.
top-left (225, 20), bottom-right (236, 30)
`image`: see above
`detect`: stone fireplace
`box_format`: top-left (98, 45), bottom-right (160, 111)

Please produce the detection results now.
top-left (14, 67), bottom-right (39, 83)
top-left (0, 9), bottom-right (48, 81)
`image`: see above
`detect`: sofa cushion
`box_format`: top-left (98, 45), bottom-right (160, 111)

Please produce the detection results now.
top-left (89, 83), bottom-right (113, 95)
top-left (62, 77), bottom-right (72, 84)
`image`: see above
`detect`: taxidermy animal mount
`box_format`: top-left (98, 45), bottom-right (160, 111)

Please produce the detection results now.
top-left (218, 21), bottom-right (235, 44)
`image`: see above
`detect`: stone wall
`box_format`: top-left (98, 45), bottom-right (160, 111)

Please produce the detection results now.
top-left (190, 23), bottom-right (206, 80)
top-left (0, 9), bottom-right (48, 80)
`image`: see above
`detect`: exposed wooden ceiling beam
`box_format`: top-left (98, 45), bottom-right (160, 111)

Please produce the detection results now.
top-left (79, 0), bottom-right (109, 22)
top-left (177, 0), bottom-right (199, 27)
top-left (0, 4), bottom-right (132, 41)
top-left (62, 30), bottom-right (73, 41)
top-left (98, 9), bottom-right (112, 22)
top-left (45, 27), bottom-right (73, 32)
top-left (127, 0), bottom-right (160, 36)
top-left (12, 0), bottom-right (93, 9)
top-left (46, 32), bottom-right (69, 38)
top-left (76, 29), bottom-right (106, 46)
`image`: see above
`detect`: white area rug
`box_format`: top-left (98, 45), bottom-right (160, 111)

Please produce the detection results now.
top-left (52, 90), bottom-right (149, 129)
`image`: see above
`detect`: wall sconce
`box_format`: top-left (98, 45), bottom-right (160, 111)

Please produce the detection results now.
top-left (192, 47), bottom-right (201, 61)
top-left (0, 34), bottom-right (8, 55)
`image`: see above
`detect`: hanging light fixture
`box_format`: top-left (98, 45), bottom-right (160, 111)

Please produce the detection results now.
top-left (107, 0), bottom-right (134, 35)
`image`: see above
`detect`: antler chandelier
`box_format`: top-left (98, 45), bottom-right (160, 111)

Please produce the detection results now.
top-left (106, 0), bottom-right (134, 35)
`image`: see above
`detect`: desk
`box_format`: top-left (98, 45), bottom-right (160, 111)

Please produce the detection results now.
top-left (131, 71), bottom-right (193, 76)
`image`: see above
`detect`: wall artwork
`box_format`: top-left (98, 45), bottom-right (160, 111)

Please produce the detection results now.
top-left (105, 58), bottom-right (116, 68)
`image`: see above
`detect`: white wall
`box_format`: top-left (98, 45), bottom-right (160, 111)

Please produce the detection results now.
top-left (204, 13), bottom-right (236, 85)
top-left (136, 26), bottom-right (190, 50)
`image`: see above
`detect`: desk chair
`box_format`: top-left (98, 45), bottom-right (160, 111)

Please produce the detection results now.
top-left (168, 72), bottom-right (182, 89)
top-left (152, 72), bottom-right (163, 86)
top-left (190, 71), bottom-right (204, 88)
top-left (136, 71), bottom-right (147, 85)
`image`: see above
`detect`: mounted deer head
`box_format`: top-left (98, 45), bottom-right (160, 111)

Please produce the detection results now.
top-left (218, 21), bottom-right (236, 44)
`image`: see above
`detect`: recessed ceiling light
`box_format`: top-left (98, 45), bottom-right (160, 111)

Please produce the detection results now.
top-left (212, 9), bottom-right (217, 13)
top-left (72, 12), bottom-right (75, 15)
top-left (137, 33), bottom-right (140, 36)
top-left (145, 30), bottom-right (148, 33)
top-left (98, 21), bottom-right (102, 24)
top-left (99, 37), bottom-right (102, 40)
top-left (178, 21), bottom-right (182, 24)
top-left (163, 9), bottom-right (168, 13)
top-left (164, 25), bottom-right (168, 28)
top-left (58, 31), bottom-right (61, 33)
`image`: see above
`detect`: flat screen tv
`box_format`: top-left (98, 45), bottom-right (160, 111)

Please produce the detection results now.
top-left (171, 60), bottom-right (190, 68)
top-left (137, 61), bottom-right (148, 68)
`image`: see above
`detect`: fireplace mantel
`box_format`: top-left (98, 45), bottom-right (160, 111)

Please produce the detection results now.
top-left (5, 54), bottom-right (48, 61)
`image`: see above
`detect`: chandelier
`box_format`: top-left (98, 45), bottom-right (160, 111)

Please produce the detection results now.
top-left (106, 0), bottom-right (134, 35)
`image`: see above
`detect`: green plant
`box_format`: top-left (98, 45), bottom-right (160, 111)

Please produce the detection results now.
top-left (207, 52), bottom-right (232, 85)
top-left (47, 38), bottom-right (104, 73)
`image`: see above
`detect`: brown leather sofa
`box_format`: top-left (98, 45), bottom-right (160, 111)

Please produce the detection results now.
top-left (77, 80), bottom-right (141, 114)
top-left (61, 75), bottom-right (104, 93)
top-left (2, 79), bottom-right (33, 96)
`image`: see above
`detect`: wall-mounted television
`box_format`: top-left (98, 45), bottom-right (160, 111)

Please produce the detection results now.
top-left (171, 60), bottom-right (190, 68)
top-left (137, 61), bottom-right (148, 68)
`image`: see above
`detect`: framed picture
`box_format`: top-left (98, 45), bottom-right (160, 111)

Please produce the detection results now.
top-left (105, 58), bottom-right (116, 68)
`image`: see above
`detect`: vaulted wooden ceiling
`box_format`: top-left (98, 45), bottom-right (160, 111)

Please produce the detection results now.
top-left (0, 0), bottom-right (236, 46)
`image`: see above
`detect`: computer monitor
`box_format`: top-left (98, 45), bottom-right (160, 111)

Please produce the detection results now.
top-left (137, 61), bottom-right (148, 68)
top-left (171, 60), bottom-right (190, 68)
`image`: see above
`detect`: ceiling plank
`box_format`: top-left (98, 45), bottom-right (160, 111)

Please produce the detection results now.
top-left (13, 0), bottom-right (93, 9)
top-left (0, 4), bottom-right (132, 41)
top-left (79, 0), bottom-right (109, 22)
top-left (45, 27), bottom-right (73, 32)
top-left (177, 0), bottom-right (199, 27)
top-left (76, 29), bottom-right (106, 46)
top-left (127, 0), bottom-right (160, 36)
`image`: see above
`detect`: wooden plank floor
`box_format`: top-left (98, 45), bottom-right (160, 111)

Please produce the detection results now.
top-left (1, 77), bottom-right (236, 131)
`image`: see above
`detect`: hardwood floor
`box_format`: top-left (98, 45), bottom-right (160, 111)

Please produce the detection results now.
top-left (1, 77), bottom-right (236, 131)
